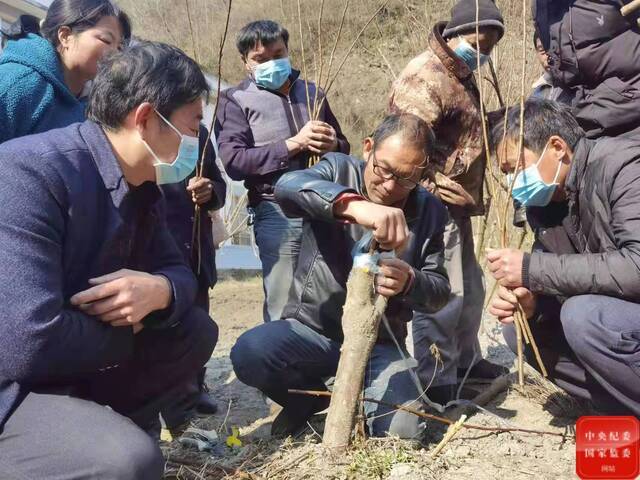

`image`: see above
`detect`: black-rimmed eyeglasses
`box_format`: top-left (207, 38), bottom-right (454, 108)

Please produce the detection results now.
top-left (370, 152), bottom-right (421, 189)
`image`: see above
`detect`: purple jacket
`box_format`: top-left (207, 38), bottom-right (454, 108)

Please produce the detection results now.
top-left (215, 70), bottom-right (350, 206)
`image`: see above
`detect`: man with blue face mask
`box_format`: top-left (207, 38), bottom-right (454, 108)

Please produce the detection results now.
top-left (0, 41), bottom-right (219, 479)
top-left (156, 120), bottom-right (228, 435)
top-left (487, 98), bottom-right (640, 417)
top-left (388, 0), bottom-right (506, 404)
top-left (216, 20), bottom-right (350, 323)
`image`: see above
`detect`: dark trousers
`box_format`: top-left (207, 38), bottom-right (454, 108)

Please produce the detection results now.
top-left (504, 294), bottom-right (640, 416)
top-left (413, 217), bottom-right (485, 387)
top-left (160, 286), bottom-right (211, 427)
top-left (231, 319), bottom-right (423, 438)
top-left (0, 306), bottom-right (218, 480)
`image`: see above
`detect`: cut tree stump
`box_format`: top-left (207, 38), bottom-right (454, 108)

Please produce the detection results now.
top-left (322, 259), bottom-right (388, 452)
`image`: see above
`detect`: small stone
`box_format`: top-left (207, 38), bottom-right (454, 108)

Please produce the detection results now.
top-left (387, 463), bottom-right (419, 480)
top-left (497, 444), bottom-right (511, 456)
top-left (443, 448), bottom-right (456, 458)
top-left (531, 449), bottom-right (545, 458)
top-left (456, 446), bottom-right (472, 457)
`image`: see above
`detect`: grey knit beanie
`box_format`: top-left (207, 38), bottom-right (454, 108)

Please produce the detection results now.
top-left (442, 0), bottom-right (505, 40)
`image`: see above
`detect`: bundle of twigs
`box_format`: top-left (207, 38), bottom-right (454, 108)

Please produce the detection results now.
top-left (475, 0), bottom-right (546, 386)
top-left (295, 0), bottom-right (391, 167)
top-left (188, 0), bottom-right (233, 274)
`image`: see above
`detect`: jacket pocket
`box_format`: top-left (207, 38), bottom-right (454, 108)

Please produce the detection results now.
top-left (575, 77), bottom-right (640, 137)
top-left (600, 77), bottom-right (638, 100)
top-left (296, 249), bottom-right (319, 317)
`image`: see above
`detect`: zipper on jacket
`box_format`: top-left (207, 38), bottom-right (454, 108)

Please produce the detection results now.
top-left (286, 95), bottom-right (301, 133)
top-left (285, 77), bottom-right (302, 134)
top-left (264, 76), bottom-right (304, 135)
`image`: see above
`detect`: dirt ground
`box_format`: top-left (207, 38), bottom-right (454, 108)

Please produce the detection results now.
top-left (162, 277), bottom-right (583, 480)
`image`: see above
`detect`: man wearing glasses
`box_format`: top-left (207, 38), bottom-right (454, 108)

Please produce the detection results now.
top-left (230, 114), bottom-right (451, 438)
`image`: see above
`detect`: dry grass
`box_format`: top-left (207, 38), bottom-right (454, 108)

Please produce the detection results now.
top-left (517, 367), bottom-right (592, 421)
top-left (155, 277), bottom-right (579, 480)
top-left (161, 432), bottom-right (424, 479)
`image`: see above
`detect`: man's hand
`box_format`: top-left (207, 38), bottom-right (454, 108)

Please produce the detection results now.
top-left (335, 200), bottom-right (409, 251)
top-left (286, 121), bottom-right (338, 155)
top-left (489, 285), bottom-right (537, 324)
top-left (187, 177), bottom-right (213, 205)
top-left (70, 269), bottom-right (172, 329)
top-left (375, 258), bottom-right (412, 297)
top-left (436, 182), bottom-right (475, 207)
top-left (486, 248), bottom-right (525, 287)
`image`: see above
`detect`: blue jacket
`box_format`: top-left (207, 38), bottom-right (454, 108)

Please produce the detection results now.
top-left (0, 34), bottom-right (86, 144)
top-left (0, 121), bottom-right (197, 431)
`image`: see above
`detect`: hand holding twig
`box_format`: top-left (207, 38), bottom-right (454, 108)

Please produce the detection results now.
top-left (489, 285), bottom-right (536, 324)
top-left (485, 248), bottom-right (525, 287)
top-left (288, 121), bottom-right (337, 154)
top-left (187, 176), bottom-right (213, 205)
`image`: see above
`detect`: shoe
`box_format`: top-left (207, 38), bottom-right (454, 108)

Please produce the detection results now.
top-left (458, 359), bottom-right (509, 382)
top-left (161, 420), bottom-right (190, 442)
top-left (425, 384), bottom-right (479, 405)
top-left (195, 382), bottom-right (218, 416)
top-left (270, 395), bottom-right (330, 437)
top-left (144, 417), bottom-right (162, 441)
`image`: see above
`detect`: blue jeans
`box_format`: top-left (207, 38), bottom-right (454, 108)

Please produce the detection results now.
top-left (231, 319), bottom-right (423, 438)
top-left (252, 201), bottom-right (303, 322)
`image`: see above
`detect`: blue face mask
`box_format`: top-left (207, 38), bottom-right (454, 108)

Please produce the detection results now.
top-left (253, 57), bottom-right (292, 90)
top-left (454, 38), bottom-right (490, 71)
top-left (142, 110), bottom-right (199, 185)
top-left (507, 143), bottom-right (562, 207)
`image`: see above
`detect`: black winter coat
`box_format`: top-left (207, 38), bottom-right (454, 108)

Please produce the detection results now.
top-left (533, 0), bottom-right (640, 137)
top-left (525, 132), bottom-right (640, 301)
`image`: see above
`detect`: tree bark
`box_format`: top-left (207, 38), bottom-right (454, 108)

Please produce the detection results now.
top-left (322, 264), bottom-right (388, 452)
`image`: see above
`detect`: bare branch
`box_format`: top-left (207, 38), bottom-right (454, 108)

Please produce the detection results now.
top-left (191, 0), bottom-right (233, 274)
top-left (184, 0), bottom-right (199, 64)
top-left (289, 389), bottom-right (571, 439)
top-left (296, 0), bottom-right (313, 118)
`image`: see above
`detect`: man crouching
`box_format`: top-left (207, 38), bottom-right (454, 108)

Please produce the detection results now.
top-left (231, 114), bottom-right (450, 438)
top-left (0, 42), bottom-right (218, 479)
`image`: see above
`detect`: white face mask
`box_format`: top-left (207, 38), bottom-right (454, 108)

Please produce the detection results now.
top-left (141, 110), bottom-right (199, 185)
